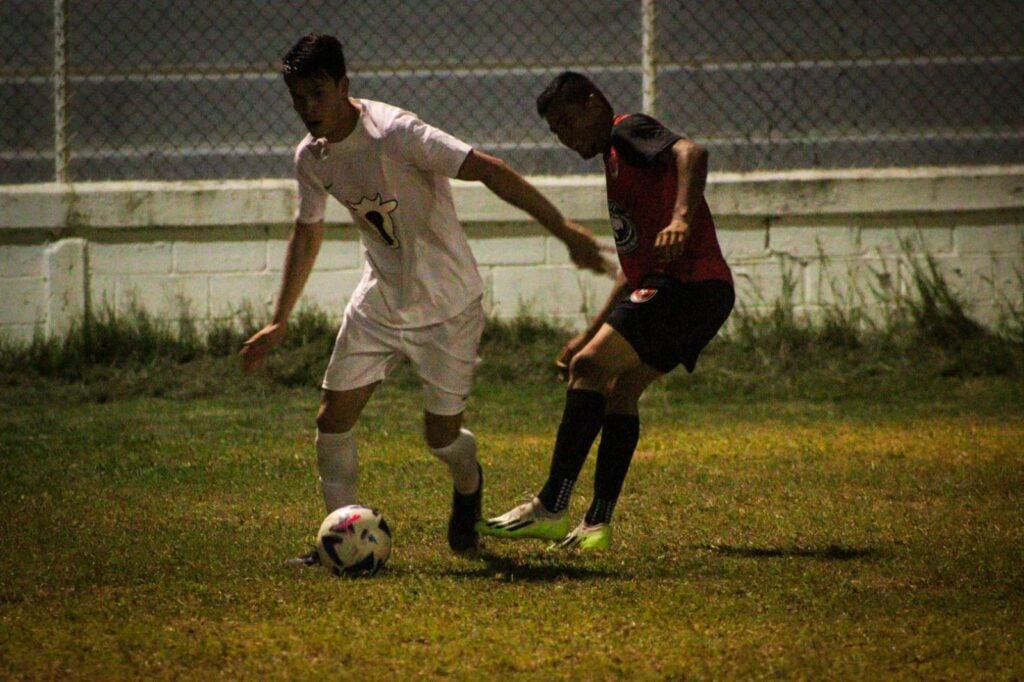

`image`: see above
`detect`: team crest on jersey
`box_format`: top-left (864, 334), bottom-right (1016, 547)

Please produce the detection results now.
top-left (608, 200), bottom-right (639, 254)
top-left (630, 288), bottom-right (658, 303)
top-left (345, 194), bottom-right (400, 248)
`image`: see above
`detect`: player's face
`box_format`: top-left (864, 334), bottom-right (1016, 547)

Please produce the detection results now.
top-left (544, 95), bottom-right (611, 159)
top-left (286, 73), bottom-right (349, 141)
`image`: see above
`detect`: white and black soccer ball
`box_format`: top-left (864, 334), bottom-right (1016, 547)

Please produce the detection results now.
top-left (316, 505), bottom-right (392, 577)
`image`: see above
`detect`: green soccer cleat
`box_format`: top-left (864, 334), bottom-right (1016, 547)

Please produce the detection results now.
top-left (476, 497), bottom-right (569, 541)
top-left (549, 521), bottom-right (612, 551)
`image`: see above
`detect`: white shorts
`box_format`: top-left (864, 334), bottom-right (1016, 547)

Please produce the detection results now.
top-left (322, 298), bottom-right (484, 416)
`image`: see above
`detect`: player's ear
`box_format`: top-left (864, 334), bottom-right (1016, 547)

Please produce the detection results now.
top-left (336, 76), bottom-right (350, 97)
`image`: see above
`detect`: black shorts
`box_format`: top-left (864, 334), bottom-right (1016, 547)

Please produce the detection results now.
top-left (606, 275), bottom-right (735, 374)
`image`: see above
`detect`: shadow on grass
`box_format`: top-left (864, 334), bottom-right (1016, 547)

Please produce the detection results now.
top-left (445, 550), bottom-right (617, 582)
top-left (696, 543), bottom-right (879, 561)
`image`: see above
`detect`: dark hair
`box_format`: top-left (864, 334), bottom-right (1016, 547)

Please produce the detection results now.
top-left (282, 33), bottom-right (347, 82)
top-left (536, 71), bottom-right (608, 117)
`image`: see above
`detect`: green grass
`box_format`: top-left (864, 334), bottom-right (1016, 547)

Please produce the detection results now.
top-left (1, 268), bottom-right (1023, 679)
top-left (1, 371), bottom-right (1022, 679)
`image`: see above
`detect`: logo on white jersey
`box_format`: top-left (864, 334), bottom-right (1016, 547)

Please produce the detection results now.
top-left (346, 194), bottom-right (400, 248)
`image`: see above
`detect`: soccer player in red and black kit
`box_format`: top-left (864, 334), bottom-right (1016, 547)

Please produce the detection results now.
top-left (479, 72), bottom-right (734, 549)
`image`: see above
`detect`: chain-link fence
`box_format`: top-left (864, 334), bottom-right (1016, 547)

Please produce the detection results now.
top-left (3, 1), bottom-right (1022, 184)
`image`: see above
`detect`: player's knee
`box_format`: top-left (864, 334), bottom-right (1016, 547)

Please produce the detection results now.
top-left (606, 392), bottom-right (641, 415)
top-left (315, 410), bottom-right (336, 433)
top-left (316, 404), bottom-right (354, 434)
top-left (424, 427), bottom-right (458, 450)
top-left (569, 351), bottom-right (609, 384)
top-left (423, 413), bottom-right (463, 449)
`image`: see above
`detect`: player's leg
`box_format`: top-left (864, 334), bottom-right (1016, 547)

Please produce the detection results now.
top-left (556, 365), bottom-right (661, 550)
top-left (556, 278), bottom-right (735, 551)
top-left (589, 365), bottom-right (662, 523)
top-left (316, 382), bottom-right (380, 512)
top-left (480, 324), bottom-right (645, 541)
top-left (287, 308), bottom-right (401, 568)
top-left (425, 409), bottom-right (484, 554)
top-left (566, 322), bottom-right (646, 392)
top-left (287, 383), bottom-right (383, 568)
top-left (425, 411), bottom-right (479, 493)
top-left (315, 306), bottom-right (404, 513)
top-left (536, 324), bottom-right (644, 512)
top-left (407, 300), bottom-right (485, 554)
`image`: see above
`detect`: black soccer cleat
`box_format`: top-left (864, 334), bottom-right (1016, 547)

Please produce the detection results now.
top-left (448, 463), bottom-right (483, 555)
top-left (283, 547), bottom-right (321, 568)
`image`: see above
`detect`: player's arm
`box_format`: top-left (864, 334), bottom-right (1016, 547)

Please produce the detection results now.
top-left (240, 219), bottom-right (325, 373)
top-left (457, 149), bottom-right (615, 276)
top-left (654, 138), bottom-right (708, 263)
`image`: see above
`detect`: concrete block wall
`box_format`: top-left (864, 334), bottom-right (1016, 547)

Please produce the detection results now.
top-left (724, 215), bottom-right (1024, 331)
top-left (1, 167), bottom-right (1022, 343)
top-left (0, 231), bottom-right (616, 343)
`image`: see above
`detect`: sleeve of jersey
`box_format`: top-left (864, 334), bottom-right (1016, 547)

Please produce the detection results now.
top-left (390, 113), bottom-right (473, 177)
top-left (294, 147), bottom-right (328, 224)
top-left (611, 114), bottom-right (683, 167)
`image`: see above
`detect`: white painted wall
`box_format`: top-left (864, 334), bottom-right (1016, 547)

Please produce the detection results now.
top-left (1, 167), bottom-right (1022, 343)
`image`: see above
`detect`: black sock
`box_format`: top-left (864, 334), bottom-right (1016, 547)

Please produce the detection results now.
top-left (537, 389), bottom-right (606, 513)
top-left (585, 413), bottom-right (640, 525)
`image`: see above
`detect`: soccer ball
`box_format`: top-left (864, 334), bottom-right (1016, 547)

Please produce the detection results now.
top-left (316, 505), bottom-right (392, 577)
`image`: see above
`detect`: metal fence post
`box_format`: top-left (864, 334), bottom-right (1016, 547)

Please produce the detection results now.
top-left (53, 0), bottom-right (70, 182)
top-left (641, 0), bottom-right (657, 116)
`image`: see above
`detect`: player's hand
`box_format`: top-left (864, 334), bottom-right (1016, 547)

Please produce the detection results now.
top-left (562, 221), bottom-right (617, 278)
top-left (555, 332), bottom-right (589, 381)
top-left (654, 219), bottom-right (690, 263)
top-left (240, 322), bottom-right (287, 374)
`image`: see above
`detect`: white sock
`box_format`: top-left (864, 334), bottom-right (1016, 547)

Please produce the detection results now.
top-left (316, 429), bottom-right (358, 512)
top-left (430, 429), bottom-right (480, 495)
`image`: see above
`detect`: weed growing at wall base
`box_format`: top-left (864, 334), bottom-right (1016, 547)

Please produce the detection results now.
top-left (717, 249), bottom-right (1023, 391)
top-left (0, 255), bottom-right (1021, 402)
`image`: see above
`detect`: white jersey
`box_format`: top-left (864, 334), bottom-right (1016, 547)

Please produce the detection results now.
top-left (295, 99), bottom-right (483, 328)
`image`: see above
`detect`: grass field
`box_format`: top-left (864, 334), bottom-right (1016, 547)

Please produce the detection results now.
top-left (1, 308), bottom-right (1023, 679)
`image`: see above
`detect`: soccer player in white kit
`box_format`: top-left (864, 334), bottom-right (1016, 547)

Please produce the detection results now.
top-left (240, 33), bottom-right (613, 561)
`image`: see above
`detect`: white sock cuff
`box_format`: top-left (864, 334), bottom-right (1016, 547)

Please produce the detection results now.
top-left (317, 429), bottom-right (358, 512)
top-left (430, 428), bottom-right (476, 463)
top-left (317, 428), bottom-right (357, 482)
top-left (316, 429), bottom-right (354, 448)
